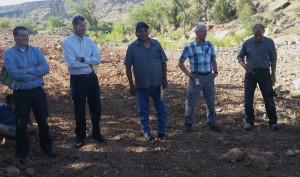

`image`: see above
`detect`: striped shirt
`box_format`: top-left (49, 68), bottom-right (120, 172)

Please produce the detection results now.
top-left (0, 104), bottom-right (15, 126)
top-left (124, 38), bottom-right (168, 89)
top-left (237, 37), bottom-right (277, 69)
top-left (180, 40), bottom-right (216, 73)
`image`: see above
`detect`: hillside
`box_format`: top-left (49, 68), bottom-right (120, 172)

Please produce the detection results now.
top-left (0, 0), bottom-right (144, 22)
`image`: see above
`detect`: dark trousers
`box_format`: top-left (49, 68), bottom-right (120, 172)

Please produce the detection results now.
top-left (70, 73), bottom-right (101, 140)
top-left (244, 69), bottom-right (277, 126)
top-left (12, 87), bottom-right (52, 158)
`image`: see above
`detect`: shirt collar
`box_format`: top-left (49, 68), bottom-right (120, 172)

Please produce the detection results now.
top-left (134, 37), bottom-right (154, 46)
top-left (14, 44), bottom-right (28, 52)
top-left (194, 39), bottom-right (207, 45)
top-left (72, 33), bottom-right (85, 41)
top-left (253, 36), bottom-right (265, 42)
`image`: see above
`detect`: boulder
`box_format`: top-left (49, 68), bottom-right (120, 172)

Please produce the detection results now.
top-left (223, 148), bottom-right (245, 162)
top-left (269, 0), bottom-right (291, 12)
top-left (215, 30), bottom-right (230, 40)
top-left (7, 166), bottom-right (20, 176)
top-left (253, 158), bottom-right (270, 171)
top-left (293, 78), bottom-right (300, 89)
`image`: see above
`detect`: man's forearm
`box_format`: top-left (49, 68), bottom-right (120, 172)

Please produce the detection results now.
top-left (162, 62), bottom-right (167, 80)
top-left (271, 61), bottom-right (276, 75)
top-left (125, 66), bottom-right (134, 86)
top-left (178, 61), bottom-right (191, 77)
top-left (212, 59), bottom-right (218, 72)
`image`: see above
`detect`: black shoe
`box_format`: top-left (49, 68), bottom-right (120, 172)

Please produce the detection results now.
top-left (270, 124), bottom-right (279, 131)
top-left (44, 148), bottom-right (58, 157)
top-left (144, 133), bottom-right (154, 141)
top-left (157, 133), bottom-right (167, 140)
top-left (18, 154), bottom-right (28, 164)
top-left (185, 123), bottom-right (192, 132)
top-left (93, 134), bottom-right (105, 143)
top-left (76, 139), bottom-right (84, 148)
top-left (209, 125), bottom-right (222, 132)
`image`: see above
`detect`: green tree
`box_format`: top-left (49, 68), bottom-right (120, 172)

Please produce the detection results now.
top-left (213, 0), bottom-right (235, 24)
top-left (0, 18), bottom-right (10, 28)
top-left (48, 16), bottom-right (63, 30)
top-left (18, 20), bottom-right (37, 34)
top-left (237, 0), bottom-right (256, 13)
top-left (65, 0), bottom-right (99, 37)
top-left (238, 3), bottom-right (254, 24)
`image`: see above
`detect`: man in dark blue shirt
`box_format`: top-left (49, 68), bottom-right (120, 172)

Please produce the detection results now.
top-left (125, 22), bottom-right (168, 141)
top-left (237, 24), bottom-right (279, 131)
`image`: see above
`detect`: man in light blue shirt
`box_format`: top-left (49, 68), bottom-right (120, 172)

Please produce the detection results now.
top-left (63, 15), bottom-right (104, 148)
top-left (4, 26), bottom-right (57, 163)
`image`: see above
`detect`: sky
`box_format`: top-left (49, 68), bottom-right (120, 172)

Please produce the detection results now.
top-left (0, 0), bottom-right (46, 6)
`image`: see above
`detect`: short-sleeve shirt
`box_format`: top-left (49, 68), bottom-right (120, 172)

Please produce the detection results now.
top-left (237, 37), bottom-right (277, 68)
top-left (180, 40), bottom-right (216, 73)
top-left (124, 38), bottom-right (168, 89)
top-left (0, 104), bottom-right (15, 126)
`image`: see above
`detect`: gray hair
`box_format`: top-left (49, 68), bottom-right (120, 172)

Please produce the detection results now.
top-left (194, 24), bottom-right (206, 32)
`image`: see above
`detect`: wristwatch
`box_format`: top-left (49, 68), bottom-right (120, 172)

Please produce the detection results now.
top-left (80, 57), bottom-right (85, 63)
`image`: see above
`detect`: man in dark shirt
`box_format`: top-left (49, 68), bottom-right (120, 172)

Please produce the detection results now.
top-left (237, 24), bottom-right (279, 131)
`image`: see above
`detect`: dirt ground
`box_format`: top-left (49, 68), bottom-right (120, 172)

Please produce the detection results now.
top-left (0, 29), bottom-right (300, 177)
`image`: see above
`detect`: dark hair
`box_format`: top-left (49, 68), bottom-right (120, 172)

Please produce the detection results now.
top-left (253, 24), bottom-right (265, 32)
top-left (13, 26), bottom-right (28, 36)
top-left (5, 94), bottom-right (12, 103)
top-left (72, 15), bottom-right (85, 26)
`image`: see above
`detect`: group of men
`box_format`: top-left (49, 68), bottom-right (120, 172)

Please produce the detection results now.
top-left (2, 15), bottom-right (279, 163)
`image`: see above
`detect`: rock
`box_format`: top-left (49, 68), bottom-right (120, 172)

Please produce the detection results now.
top-left (223, 148), bottom-right (245, 162)
top-left (253, 158), bottom-right (270, 171)
top-left (122, 38), bottom-right (129, 43)
top-left (189, 32), bottom-right (196, 39)
top-left (25, 168), bottom-right (35, 176)
top-left (291, 91), bottom-right (300, 98)
top-left (295, 150), bottom-right (300, 154)
top-left (7, 166), bottom-right (20, 176)
top-left (285, 150), bottom-right (296, 156)
top-left (235, 135), bottom-right (255, 142)
top-left (269, 0), bottom-right (291, 12)
top-left (215, 107), bottom-right (223, 112)
top-left (293, 78), bottom-right (300, 89)
top-left (113, 134), bottom-right (126, 141)
top-left (215, 30), bottom-right (230, 40)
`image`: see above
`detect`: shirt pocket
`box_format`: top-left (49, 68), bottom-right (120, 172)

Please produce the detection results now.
top-left (152, 47), bottom-right (162, 60)
top-left (263, 49), bottom-right (271, 60)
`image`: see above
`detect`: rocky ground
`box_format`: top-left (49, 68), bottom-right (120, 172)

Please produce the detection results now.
top-left (0, 29), bottom-right (300, 177)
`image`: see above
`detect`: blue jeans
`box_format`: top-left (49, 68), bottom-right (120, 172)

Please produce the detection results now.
top-left (136, 86), bottom-right (168, 134)
top-left (184, 73), bottom-right (217, 126)
top-left (70, 73), bottom-right (101, 140)
top-left (244, 69), bottom-right (277, 126)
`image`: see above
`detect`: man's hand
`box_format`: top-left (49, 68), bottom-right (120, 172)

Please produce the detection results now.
top-left (162, 78), bottom-right (168, 89)
top-left (213, 72), bottom-right (218, 78)
top-left (130, 84), bottom-right (136, 96)
top-left (270, 75), bottom-right (276, 85)
top-left (245, 67), bottom-right (255, 74)
top-left (21, 68), bottom-right (28, 73)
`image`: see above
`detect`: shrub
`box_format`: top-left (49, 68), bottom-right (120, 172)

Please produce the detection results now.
top-left (213, 0), bottom-right (235, 24)
top-left (18, 20), bottom-right (37, 34)
top-left (238, 3), bottom-right (255, 24)
top-left (237, 0), bottom-right (256, 13)
top-left (0, 18), bottom-right (10, 28)
top-left (294, 6), bottom-right (300, 13)
top-left (48, 16), bottom-right (63, 30)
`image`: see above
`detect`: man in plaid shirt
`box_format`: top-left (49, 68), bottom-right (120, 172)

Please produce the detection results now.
top-left (178, 24), bottom-right (222, 133)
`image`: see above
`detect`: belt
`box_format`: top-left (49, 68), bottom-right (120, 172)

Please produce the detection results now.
top-left (16, 86), bottom-right (42, 92)
top-left (71, 72), bottom-right (95, 78)
top-left (252, 68), bottom-right (269, 72)
top-left (192, 72), bottom-right (211, 76)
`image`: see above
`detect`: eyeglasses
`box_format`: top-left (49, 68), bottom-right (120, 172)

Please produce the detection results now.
top-left (16, 34), bottom-right (29, 38)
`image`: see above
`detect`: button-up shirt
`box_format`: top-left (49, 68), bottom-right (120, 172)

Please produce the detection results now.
top-left (237, 37), bottom-right (277, 68)
top-left (4, 45), bottom-right (49, 90)
top-left (180, 40), bottom-right (216, 73)
top-left (124, 38), bottom-right (168, 89)
top-left (63, 34), bottom-right (101, 75)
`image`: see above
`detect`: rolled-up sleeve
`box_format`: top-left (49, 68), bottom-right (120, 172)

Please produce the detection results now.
top-left (237, 43), bottom-right (247, 62)
top-left (124, 45), bottom-right (133, 66)
top-left (179, 46), bottom-right (189, 63)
